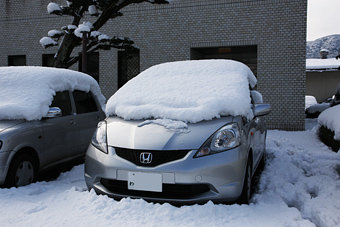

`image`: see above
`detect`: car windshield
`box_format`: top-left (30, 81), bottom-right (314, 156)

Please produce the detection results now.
top-left (106, 60), bottom-right (257, 123)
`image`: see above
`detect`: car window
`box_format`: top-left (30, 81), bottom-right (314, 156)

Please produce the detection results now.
top-left (73, 90), bottom-right (98, 114)
top-left (50, 91), bottom-right (73, 116)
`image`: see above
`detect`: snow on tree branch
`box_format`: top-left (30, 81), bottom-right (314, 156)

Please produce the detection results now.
top-left (47, 3), bottom-right (62, 15)
top-left (48, 30), bottom-right (64, 39)
top-left (42, 0), bottom-right (170, 68)
top-left (74, 22), bottom-right (93, 38)
top-left (88, 5), bottom-right (99, 16)
top-left (40, 37), bottom-right (58, 48)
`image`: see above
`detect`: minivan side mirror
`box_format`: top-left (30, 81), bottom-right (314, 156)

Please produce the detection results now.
top-left (46, 107), bottom-right (62, 118)
top-left (254, 104), bottom-right (271, 117)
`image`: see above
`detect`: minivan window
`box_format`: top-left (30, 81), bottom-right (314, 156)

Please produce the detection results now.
top-left (73, 90), bottom-right (98, 114)
top-left (50, 91), bottom-right (73, 116)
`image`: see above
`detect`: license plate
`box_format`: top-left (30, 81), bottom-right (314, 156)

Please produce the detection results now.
top-left (128, 172), bottom-right (162, 192)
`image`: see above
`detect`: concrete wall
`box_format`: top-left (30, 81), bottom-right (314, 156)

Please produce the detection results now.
top-left (0, 0), bottom-right (308, 131)
top-left (306, 70), bottom-right (340, 102)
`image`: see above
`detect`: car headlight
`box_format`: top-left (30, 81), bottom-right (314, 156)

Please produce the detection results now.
top-left (194, 123), bottom-right (241, 158)
top-left (92, 121), bottom-right (108, 154)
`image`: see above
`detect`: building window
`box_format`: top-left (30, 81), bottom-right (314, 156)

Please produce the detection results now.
top-left (42, 54), bottom-right (55, 67)
top-left (118, 49), bottom-right (140, 88)
top-left (8, 55), bottom-right (26, 66)
top-left (190, 45), bottom-right (257, 76)
top-left (78, 52), bottom-right (100, 83)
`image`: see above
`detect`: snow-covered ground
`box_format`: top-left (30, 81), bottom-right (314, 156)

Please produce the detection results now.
top-left (1, 122), bottom-right (339, 227)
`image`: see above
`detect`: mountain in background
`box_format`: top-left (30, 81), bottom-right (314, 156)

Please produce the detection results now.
top-left (306, 34), bottom-right (340, 59)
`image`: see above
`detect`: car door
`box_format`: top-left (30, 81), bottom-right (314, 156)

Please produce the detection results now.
top-left (252, 116), bottom-right (265, 163)
top-left (71, 90), bottom-right (105, 155)
top-left (250, 91), bottom-right (266, 166)
top-left (41, 91), bottom-right (79, 166)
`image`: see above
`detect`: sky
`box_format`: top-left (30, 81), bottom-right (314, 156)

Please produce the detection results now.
top-left (307, 0), bottom-right (340, 41)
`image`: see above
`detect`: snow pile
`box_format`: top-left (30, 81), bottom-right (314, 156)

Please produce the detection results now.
top-left (47, 29), bottom-right (63, 38)
top-left (88, 5), bottom-right (98, 16)
top-left (68, 25), bottom-right (78, 30)
top-left (138, 119), bottom-right (189, 133)
top-left (306, 103), bottom-right (330, 115)
top-left (1, 129), bottom-right (339, 226)
top-left (90, 31), bottom-right (101, 38)
top-left (47, 2), bottom-right (61, 14)
top-left (98, 34), bottom-right (110, 42)
top-left (305, 95), bottom-right (317, 109)
top-left (318, 105), bottom-right (340, 140)
top-left (0, 67), bottom-right (105, 121)
top-left (254, 130), bottom-right (340, 227)
top-left (251, 90), bottom-right (263, 104)
top-left (39, 37), bottom-right (58, 47)
top-left (74, 22), bottom-right (93, 38)
top-left (106, 60), bottom-right (257, 123)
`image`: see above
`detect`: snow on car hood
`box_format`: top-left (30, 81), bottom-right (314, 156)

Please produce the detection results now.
top-left (0, 66), bottom-right (106, 121)
top-left (106, 116), bottom-right (234, 150)
top-left (106, 60), bottom-right (257, 123)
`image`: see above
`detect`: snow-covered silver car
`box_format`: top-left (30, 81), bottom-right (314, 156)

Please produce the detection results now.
top-left (85, 60), bottom-right (271, 204)
top-left (0, 67), bottom-right (105, 188)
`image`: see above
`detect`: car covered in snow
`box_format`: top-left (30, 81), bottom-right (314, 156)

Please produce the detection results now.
top-left (85, 60), bottom-right (271, 204)
top-left (305, 83), bottom-right (340, 118)
top-left (0, 67), bottom-right (106, 187)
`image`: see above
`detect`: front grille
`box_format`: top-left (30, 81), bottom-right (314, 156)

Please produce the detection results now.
top-left (101, 179), bottom-right (211, 199)
top-left (114, 147), bottom-right (190, 167)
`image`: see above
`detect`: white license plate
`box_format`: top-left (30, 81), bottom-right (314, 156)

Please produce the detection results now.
top-left (128, 172), bottom-right (162, 192)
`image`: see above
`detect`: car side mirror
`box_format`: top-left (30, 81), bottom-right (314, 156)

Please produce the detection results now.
top-left (254, 104), bottom-right (271, 117)
top-left (46, 107), bottom-right (62, 118)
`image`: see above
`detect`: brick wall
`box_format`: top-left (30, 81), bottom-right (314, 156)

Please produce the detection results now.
top-left (0, 0), bottom-right (307, 130)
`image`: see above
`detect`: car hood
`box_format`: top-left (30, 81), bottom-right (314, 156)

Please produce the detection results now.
top-left (106, 116), bottom-right (235, 150)
top-left (0, 120), bottom-right (26, 133)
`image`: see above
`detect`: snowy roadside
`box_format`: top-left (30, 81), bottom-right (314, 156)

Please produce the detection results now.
top-left (1, 127), bottom-right (340, 227)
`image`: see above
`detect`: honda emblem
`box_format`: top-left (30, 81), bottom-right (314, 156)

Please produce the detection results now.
top-left (140, 152), bottom-right (153, 164)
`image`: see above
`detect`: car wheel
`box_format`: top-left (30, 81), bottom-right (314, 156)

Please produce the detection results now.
top-left (237, 159), bottom-right (252, 204)
top-left (5, 154), bottom-right (37, 188)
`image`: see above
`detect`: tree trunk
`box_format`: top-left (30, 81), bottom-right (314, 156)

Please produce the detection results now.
top-left (54, 33), bottom-right (81, 68)
top-left (53, 10), bottom-right (83, 68)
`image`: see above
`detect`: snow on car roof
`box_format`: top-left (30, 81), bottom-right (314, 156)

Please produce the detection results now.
top-left (106, 60), bottom-right (257, 123)
top-left (0, 66), bottom-right (106, 121)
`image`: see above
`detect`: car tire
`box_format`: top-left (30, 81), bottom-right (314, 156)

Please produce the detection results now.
top-left (5, 154), bottom-right (37, 188)
top-left (237, 158), bottom-right (252, 204)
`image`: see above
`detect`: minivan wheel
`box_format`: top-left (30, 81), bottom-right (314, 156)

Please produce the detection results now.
top-left (5, 154), bottom-right (37, 188)
top-left (237, 159), bottom-right (252, 204)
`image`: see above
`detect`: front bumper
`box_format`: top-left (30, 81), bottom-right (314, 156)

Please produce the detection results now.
top-left (85, 144), bottom-right (248, 205)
